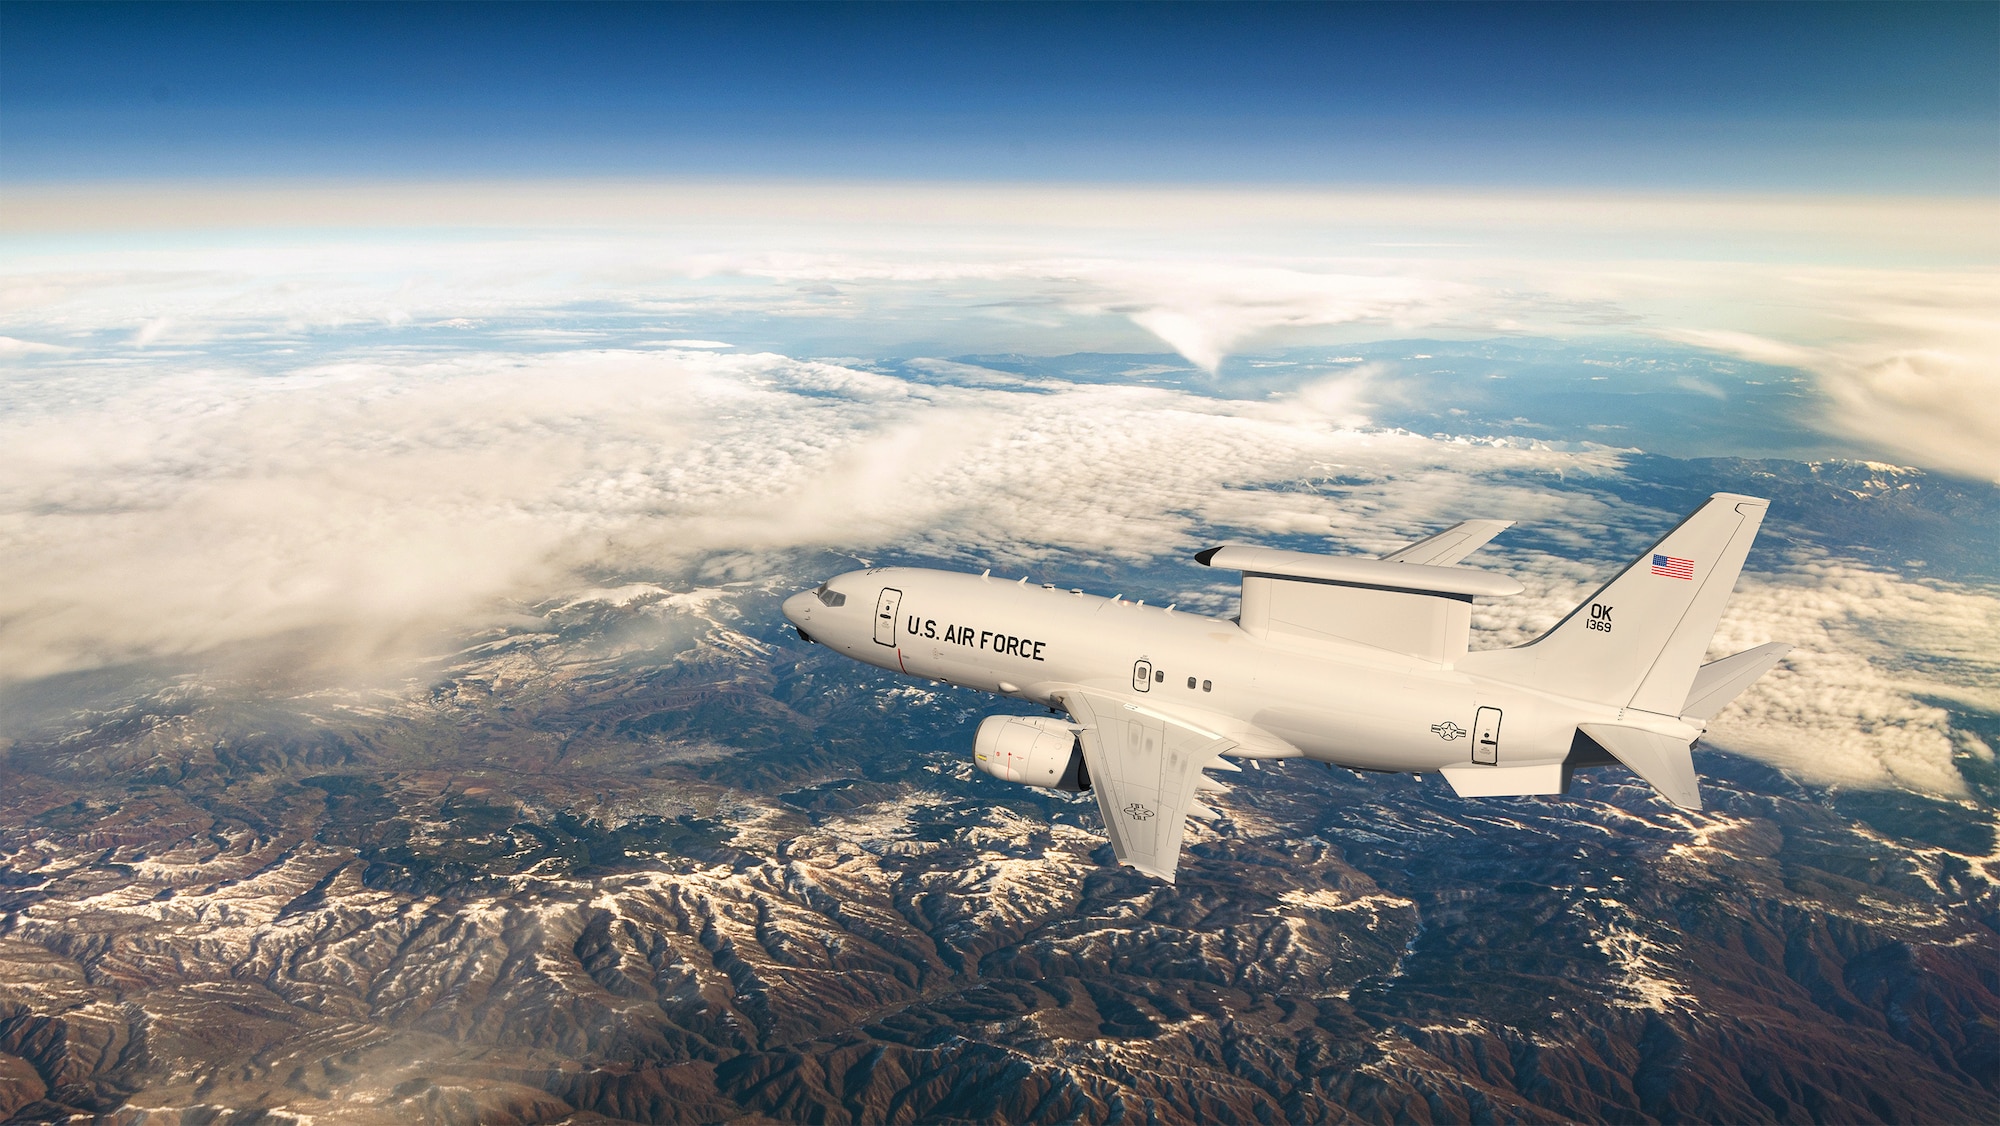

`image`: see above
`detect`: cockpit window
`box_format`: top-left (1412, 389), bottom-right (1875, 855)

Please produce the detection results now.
top-left (815, 583), bottom-right (846, 607)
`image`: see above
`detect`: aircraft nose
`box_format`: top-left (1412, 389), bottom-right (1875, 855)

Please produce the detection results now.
top-left (781, 591), bottom-right (813, 629)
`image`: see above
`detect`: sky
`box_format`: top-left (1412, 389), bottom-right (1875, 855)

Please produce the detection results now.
top-left (3, 1), bottom-right (1996, 188)
top-left (1, 3), bottom-right (1996, 798)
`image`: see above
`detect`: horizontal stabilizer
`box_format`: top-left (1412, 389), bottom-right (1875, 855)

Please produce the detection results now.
top-left (1439, 762), bottom-right (1563, 798)
top-left (1682, 643), bottom-right (1792, 720)
top-left (1381, 520), bottom-right (1515, 566)
top-left (1579, 724), bottom-right (1702, 810)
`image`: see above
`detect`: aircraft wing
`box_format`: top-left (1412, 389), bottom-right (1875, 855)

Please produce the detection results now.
top-left (1379, 519), bottom-right (1514, 566)
top-left (1055, 688), bottom-right (1239, 883)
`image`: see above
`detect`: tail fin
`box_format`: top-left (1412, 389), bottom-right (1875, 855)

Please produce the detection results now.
top-left (1480, 493), bottom-right (1770, 714)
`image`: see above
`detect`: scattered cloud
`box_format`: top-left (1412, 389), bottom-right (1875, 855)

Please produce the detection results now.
top-left (1702, 561), bottom-right (2000, 796)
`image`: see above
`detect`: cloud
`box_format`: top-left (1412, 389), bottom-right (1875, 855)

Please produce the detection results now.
top-left (1700, 561), bottom-right (2000, 796)
top-left (133, 317), bottom-right (173, 346)
top-left (0, 354), bottom-right (835, 674)
top-left (1668, 277), bottom-right (2000, 484)
top-left (1813, 348), bottom-right (1999, 484)
top-left (1103, 266), bottom-right (1465, 373)
top-left (0, 344), bottom-right (1601, 682)
top-left (3, 337), bottom-right (1991, 801)
top-left (0, 336), bottom-right (74, 356)
top-left (2, 182), bottom-right (1993, 797)
top-left (2, 182), bottom-right (1991, 480)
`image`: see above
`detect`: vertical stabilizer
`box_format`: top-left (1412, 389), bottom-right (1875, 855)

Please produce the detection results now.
top-left (1471, 494), bottom-right (1769, 714)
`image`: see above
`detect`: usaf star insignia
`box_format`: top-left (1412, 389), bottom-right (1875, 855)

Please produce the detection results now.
top-left (1431, 720), bottom-right (1466, 741)
top-left (1122, 802), bottom-right (1155, 821)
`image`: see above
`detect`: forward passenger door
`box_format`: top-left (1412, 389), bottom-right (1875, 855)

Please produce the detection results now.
top-left (874, 588), bottom-right (901, 646)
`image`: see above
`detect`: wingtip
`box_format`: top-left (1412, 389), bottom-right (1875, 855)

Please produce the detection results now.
top-left (1193, 547), bottom-right (1221, 567)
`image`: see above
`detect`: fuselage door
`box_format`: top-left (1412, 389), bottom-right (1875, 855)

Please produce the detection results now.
top-left (1472, 706), bottom-right (1502, 764)
top-left (874, 588), bottom-right (902, 647)
top-left (1132, 659), bottom-right (1153, 692)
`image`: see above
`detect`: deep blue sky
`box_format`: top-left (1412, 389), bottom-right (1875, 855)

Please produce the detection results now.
top-left (3, 1), bottom-right (1995, 188)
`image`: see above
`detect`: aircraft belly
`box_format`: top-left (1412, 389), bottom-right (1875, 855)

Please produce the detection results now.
top-left (1253, 707), bottom-right (1443, 770)
top-left (1244, 659), bottom-right (1478, 771)
top-left (917, 643), bottom-right (993, 689)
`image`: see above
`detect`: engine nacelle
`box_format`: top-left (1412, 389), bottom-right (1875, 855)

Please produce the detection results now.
top-left (973, 715), bottom-right (1090, 792)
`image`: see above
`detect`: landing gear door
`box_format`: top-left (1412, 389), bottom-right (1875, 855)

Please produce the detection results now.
top-left (874, 588), bottom-right (902, 647)
top-left (1132, 659), bottom-right (1153, 692)
top-left (1472, 706), bottom-right (1502, 765)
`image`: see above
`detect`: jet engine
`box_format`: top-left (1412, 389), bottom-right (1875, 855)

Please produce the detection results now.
top-left (972, 715), bottom-right (1089, 792)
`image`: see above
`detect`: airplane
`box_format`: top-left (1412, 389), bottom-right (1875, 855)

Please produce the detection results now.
top-left (781, 493), bottom-right (1791, 883)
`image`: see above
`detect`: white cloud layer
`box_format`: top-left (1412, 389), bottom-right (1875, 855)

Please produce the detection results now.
top-left (1705, 563), bottom-right (2000, 796)
top-left (0, 342), bottom-right (1993, 800)
top-left (0, 348), bottom-right (1587, 679)
top-left (1, 181), bottom-right (1994, 797)
top-left (3, 182), bottom-right (1992, 477)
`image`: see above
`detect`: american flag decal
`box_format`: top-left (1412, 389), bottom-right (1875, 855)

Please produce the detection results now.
top-left (1651, 553), bottom-right (1695, 579)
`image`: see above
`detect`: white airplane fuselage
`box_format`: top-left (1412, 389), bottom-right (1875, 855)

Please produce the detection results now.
top-left (783, 567), bottom-right (1668, 774)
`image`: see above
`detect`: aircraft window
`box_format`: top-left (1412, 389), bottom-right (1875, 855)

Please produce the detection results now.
top-left (1155, 670), bottom-right (1165, 683)
top-left (816, 587), bottom-right (846, 607)
top-left (1186, 676), bottom-right (1196, 689)
top-left (1202, 680), bottom-right (1212, 692)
